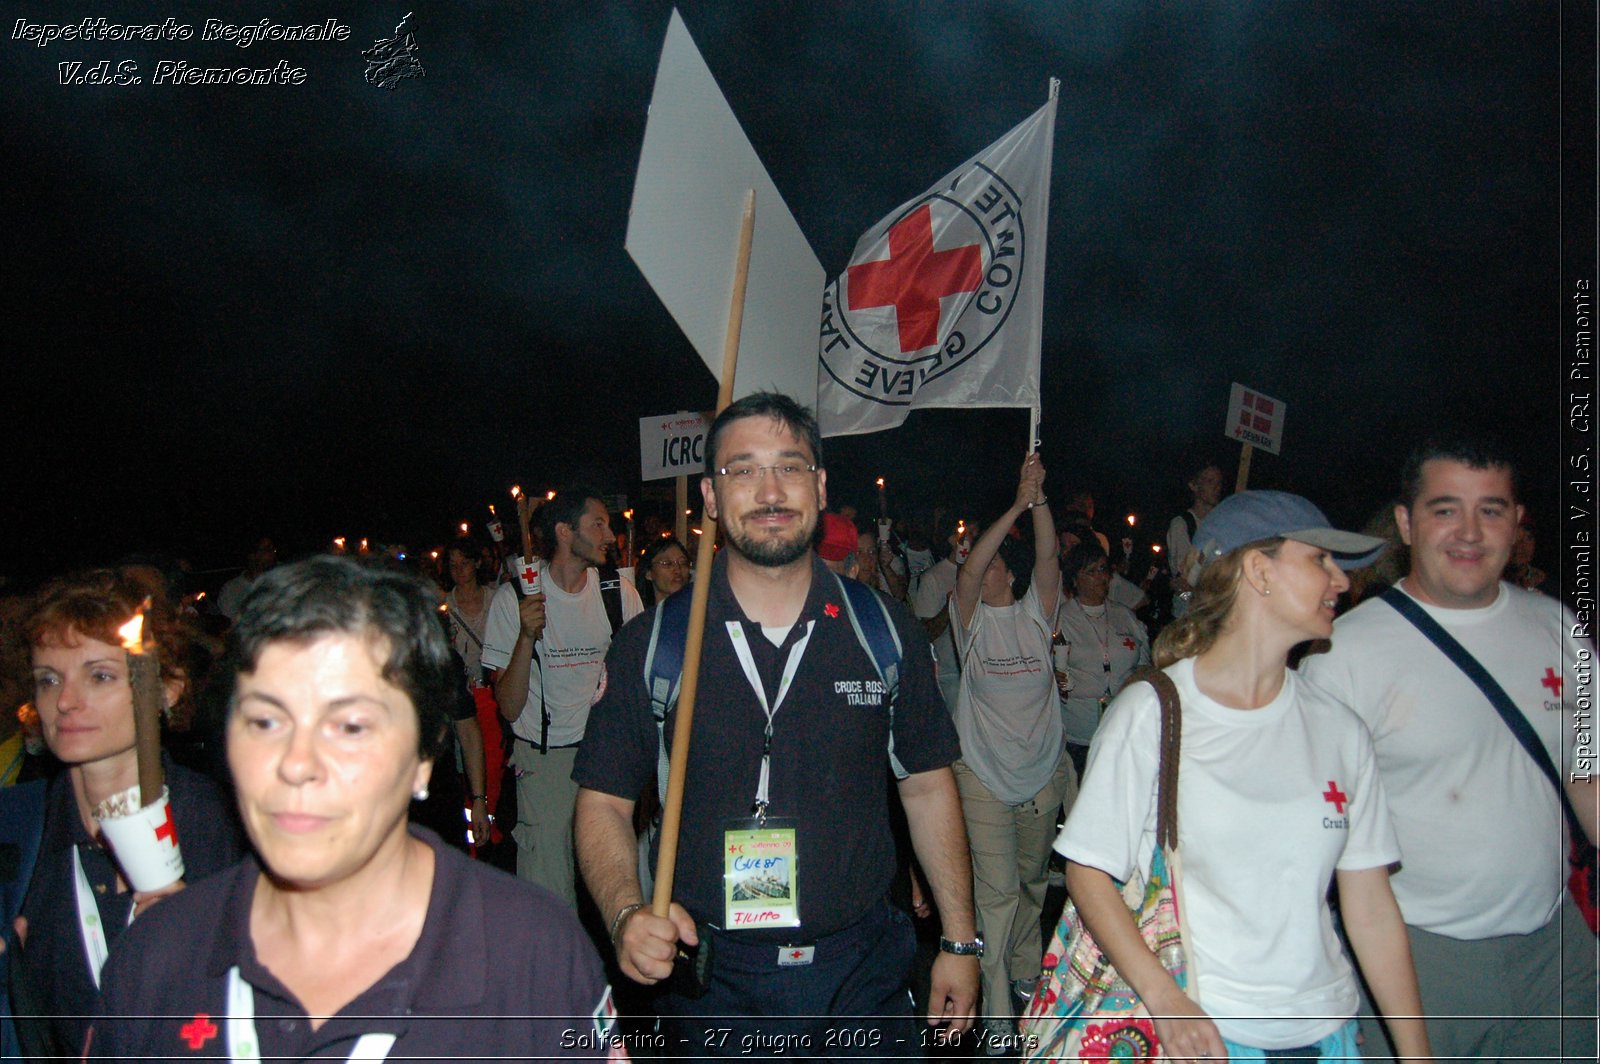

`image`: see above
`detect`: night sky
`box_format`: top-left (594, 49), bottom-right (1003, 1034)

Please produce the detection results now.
top-left (3, 1), bottom-right (1588, 585)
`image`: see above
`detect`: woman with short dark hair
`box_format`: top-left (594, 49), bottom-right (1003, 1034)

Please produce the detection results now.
top-left (87, 556), bottom-right (617, 1061)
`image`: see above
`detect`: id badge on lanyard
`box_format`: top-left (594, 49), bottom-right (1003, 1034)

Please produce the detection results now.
top-left (721, 620), bottom-right (812, 930)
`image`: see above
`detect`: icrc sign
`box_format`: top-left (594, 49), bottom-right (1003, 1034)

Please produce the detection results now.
top-left (639, 412), bottom-right (711, 482)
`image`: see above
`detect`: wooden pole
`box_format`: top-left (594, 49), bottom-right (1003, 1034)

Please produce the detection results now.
top-left (674, 475), bottom-right (689, 547)
top-left (1235, 443), bottom-right (1254, 493)
top-left (652, 188), bottom-right (755, 917)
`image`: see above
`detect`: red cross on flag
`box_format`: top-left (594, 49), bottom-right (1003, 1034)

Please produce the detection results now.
top-left (818, 86), bottom-right (1059, 437)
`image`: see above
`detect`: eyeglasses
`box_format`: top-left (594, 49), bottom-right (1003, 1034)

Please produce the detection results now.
top-left (714, 463), bottom-right (817, 485)
top-left (1080, 563), bottom-right (1110, 575)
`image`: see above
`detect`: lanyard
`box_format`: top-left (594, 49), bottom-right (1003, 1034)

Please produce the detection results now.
top-left (725, 620), bottom-right (814, 822)
top-left (225, 967), bottom-right (396, 1063)
top-left (72, 846), bottom-right (134, 989)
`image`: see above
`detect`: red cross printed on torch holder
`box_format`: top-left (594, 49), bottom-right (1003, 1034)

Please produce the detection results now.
top-left (1322, 781), bottom-right (1348, 815)
top-left (179, 1014), bottom-right (218, 1051)
top-left (847, 204), bottom-right (983, 353)
top-left (1541, 667), bottom-right (1563, 698)
top-left (154, 802), bottom-right (178, 847)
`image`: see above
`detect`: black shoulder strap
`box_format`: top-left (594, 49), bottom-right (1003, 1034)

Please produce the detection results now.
top-left (596, 564), bottom-right (625, 635)
top-left (1181, 510), bottom-right (1197, 539)
top-left (1378, 586), bottom-right (1583, 842)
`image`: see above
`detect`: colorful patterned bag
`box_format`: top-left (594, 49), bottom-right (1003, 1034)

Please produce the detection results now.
top-left (1020, 668), bottom-right (1192, 1063)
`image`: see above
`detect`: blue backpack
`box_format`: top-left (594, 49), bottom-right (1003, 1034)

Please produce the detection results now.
top-left (641, 571), bottom-right (909, 804)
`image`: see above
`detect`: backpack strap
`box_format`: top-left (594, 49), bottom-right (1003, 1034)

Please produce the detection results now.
top-left (596, 564), bottom-right (626, 635)
top-left (639, 575), bottom-right (911, 806)
top-left (642, 589), bottom-right (692, 806)
top-left (831, 573), bottom-right (909, 779)
top-left (1181, 510), bottom-right (1197, 540)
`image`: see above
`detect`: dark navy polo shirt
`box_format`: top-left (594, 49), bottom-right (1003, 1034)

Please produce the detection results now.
top-left (574, 552), bottom-right (959, 942)
top-left (17, 758), bottom-right (243, 1058)
top-left (87, 826), bottom-right (616, 1062)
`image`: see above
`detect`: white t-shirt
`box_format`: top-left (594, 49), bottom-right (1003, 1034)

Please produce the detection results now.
top-left (1053, 597), bottom-right (1150, 746)
top-left (481, 565), bottom-right (642, 746)
top-left (950, 582), bottom-right (1064, 804)
top-left (1056, 657), bottom-right (1399, 1050)
top-left (1300, 582), bottom-right (1584, 938)
top-left (445, 584), bottom-right (494, 682)
top-left (912, 558), bottom-right (961, 706)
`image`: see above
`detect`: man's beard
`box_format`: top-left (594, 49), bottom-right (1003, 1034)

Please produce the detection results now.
top-left (724, 507), bottom-right (815, 568)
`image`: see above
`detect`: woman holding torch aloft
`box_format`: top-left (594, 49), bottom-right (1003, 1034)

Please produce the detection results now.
top-left (13, 569), bottom-right (243, 1058)
top-left (950, 452), bottom-right (1075, 1045)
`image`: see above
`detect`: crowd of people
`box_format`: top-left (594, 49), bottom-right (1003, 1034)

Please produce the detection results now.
top-left (0, 391), bottom-right (1592, 1063)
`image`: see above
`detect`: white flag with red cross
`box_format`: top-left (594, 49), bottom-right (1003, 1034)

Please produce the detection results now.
top-left (817, 88), bottom-right (1059, 437)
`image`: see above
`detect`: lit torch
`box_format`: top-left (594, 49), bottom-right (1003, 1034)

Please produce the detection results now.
top-left (117, 603), bottom-right (165, 807)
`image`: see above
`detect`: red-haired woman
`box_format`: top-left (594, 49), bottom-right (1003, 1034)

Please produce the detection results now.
top-left (14, 569), bottom-right (243, 1057)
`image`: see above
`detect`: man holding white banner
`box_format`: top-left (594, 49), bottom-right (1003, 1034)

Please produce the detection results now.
top-left (818, 84), bottom-right (1058, 439)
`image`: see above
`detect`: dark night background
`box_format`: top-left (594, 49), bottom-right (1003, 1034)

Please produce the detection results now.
top-left (3, 1), bottom-right (1592, 588)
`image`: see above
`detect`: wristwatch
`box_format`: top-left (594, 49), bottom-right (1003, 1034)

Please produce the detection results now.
top-left (938, 936), bottom-right (985, 957)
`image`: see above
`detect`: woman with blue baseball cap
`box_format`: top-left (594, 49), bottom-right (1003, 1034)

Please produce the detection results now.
top-left (1054, 491), bottom-right (1432, 1062)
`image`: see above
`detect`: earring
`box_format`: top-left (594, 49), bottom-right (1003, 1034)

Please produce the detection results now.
top-left (412, 786), bottom-right (429, 802)
top-left (1262, 585), bottom-right (1271, 596)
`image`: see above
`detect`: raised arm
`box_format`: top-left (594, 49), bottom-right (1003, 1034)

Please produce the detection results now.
top-left (954, 452), bottom-right (1043, 628)
top-left (1028, 455), bottom-right (1058, 617)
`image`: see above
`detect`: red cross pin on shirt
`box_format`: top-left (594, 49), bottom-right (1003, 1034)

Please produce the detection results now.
top-left (1322, 781), bottom-right (1349, 815)
top-left (789, 949), bottom-right (805, 961)
top-left (824, 602), bottom-right (840, 619)
top-left (1541, 667), bottom-right (1563, 698)
top-left (154, 802), bottom-right (178, 847)
top-left (179, 1013), bottom-right (218, 1051)
top-left (847, 204), bottom-right (983, 353)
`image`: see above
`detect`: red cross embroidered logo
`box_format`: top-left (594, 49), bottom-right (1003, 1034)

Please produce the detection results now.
top-left (179, 1014), bottom-right (218, 1051)
top-left (847, 205), bottom-right (982, 353)
top-left (824, 603), bottom-right (839, 619)
top-left (1121, 636), bottom-right (1137, 651)
top-left (1541, 668), bottom-right (1563, 698)
top-left (154, 802), bottom-right (178, 847)
top-left (1322, 781), bottom-right (1348, 815)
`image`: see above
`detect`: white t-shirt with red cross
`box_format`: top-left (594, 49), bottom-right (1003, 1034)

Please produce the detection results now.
top-left (1300, 582), bottom-right (1582, 938)
top-left (1056, 657), bottom-right (1399, 1050)
top-left (481, 564), bottom-right (642, 747)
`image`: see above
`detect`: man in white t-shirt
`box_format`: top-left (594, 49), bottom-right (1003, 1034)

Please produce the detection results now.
top-left (482, 487), bottom-right (641, 908)
top-left (1302, 438), bottom-right (1597, 1063)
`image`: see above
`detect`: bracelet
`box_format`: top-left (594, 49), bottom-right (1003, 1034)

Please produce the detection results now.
top-left (609, 902), bottom-right (646, 943)
top-left (469, 793), bottom-right (487, 801)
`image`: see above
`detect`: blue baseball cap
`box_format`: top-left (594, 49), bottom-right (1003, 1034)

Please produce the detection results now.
top-left (1192, 491), bottom-right (1387, 571)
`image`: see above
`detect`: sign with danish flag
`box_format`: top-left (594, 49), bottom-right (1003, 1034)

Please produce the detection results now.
top-left (1225, 383), bottom-right (1287, 455)
top-left (818, 89), bottom-right (1059, 437)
